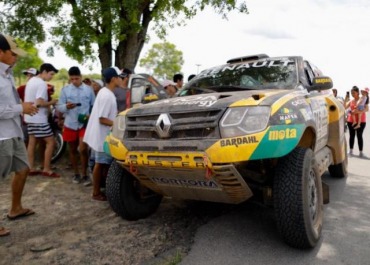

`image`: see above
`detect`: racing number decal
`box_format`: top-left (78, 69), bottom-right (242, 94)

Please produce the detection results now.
top-left (311, 98), bottom-right (328, 150)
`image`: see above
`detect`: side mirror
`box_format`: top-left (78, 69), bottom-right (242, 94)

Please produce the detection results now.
top-left (311, 76), bottom-right (333, 91)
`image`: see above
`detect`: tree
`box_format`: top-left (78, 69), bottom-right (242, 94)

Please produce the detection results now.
top-left (11, 39), bottom-right (43, 86)
top-left (140, 42), bottom-right (183, 79)
top-left (0, 0), bottom-right (248, 72)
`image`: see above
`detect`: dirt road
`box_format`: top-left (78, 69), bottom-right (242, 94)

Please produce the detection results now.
top-left (0, 156), bottom-right (225, 265)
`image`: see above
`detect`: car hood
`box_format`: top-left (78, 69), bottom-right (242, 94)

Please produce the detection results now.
top-left (126, 89), bottom-right (297, 115)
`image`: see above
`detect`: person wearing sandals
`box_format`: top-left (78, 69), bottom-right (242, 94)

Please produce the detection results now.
top-left (24, 63), bottom-right (59, 177)
top-left (83, 67), bottom-right (123, 201)
top-left (0, 33), bottom-right (38, 236)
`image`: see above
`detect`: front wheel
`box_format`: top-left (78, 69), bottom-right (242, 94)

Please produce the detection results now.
top-left (273, 147), bottom-right (323, 249)
top-left (51, 130), bottom-right (66, 163)
top-left (106, 160), bottom-right (162, 221)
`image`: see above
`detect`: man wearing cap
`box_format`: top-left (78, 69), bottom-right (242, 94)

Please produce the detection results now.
top-left (91, 79), bottom-right (104, 96)
top-left (0, 33), bottom-right (39, 236)
top-left (83, 66), bottom-right (123, 201)
top-left (24, 63), bottom-right (59, 178)
top-left (17, 68), bottom-right (38, 101)
top-left (57, 66), bottom-right (95, 185)
top-left (163, 79), bottom-right (177, 97)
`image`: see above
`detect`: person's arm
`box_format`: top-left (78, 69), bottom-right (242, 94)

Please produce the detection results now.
top-left (99, 117), bottom-right (113, 126)
top-left (35, 97), bottom-right (57, 108)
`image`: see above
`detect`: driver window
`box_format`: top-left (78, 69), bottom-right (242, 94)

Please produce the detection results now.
top-left (131, 78), bottom-right (157, 104)
top-left (304, 61), bottom-right (315, 86)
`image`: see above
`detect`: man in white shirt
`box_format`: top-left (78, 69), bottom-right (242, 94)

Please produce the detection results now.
top-left (24, 63), bottom-right (59, 177)
top-left (84, 66), bottom-right (124, 201)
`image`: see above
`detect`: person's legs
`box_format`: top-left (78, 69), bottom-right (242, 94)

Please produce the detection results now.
top-left (92, 162), bottom-right (103, 196)
top-left (69, 141), bottom-right (79, 174)
top-left (347, 122), bottom-right (355, 155)
top-left (92, 151), bottom-right (112, 201)
top-left (9, 167), bottom-right (30, 216)
top-left (354, 114), bottom-right (361, 129)
top-left (42, 135), bottom-right (56, 173)
top-left (356, 123), bottom-right (366, 153)
top-left (27, 134), bottom-right (37, 171)
top-left (352, 114), bottom-right (358, 126)
top-left (8, 138), bottom-right (34, 218)
top-left (63, 127), bottom-right (80, 177)
top-left (79, 139), bottom-right (89, 177)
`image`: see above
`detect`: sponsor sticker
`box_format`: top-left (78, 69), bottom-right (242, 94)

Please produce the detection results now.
top-left (151, 177), bottom-right (219, 189)
top-left (268, 128), bottom-right (297, 141)
top-left (150, 95), bottom-right (217, 107)
top-left (278, 108), bottom-right (298, 124)
top-left (220, 136), bottom-right (259, 147)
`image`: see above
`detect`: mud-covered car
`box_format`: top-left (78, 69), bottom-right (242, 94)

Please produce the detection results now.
top-left (104, 54), bottom-right (347, 249)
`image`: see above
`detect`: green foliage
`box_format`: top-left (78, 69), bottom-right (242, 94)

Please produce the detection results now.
top-left (140, 42), bottom-right (184, 79)
top-left (0, 0), bottom-right (248, 71)
top-left (12, 39), bottom-right (43, 85)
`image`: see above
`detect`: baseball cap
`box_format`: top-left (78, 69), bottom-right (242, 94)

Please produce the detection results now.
top-left (0, 33), bottom-right (27, 56)
top-left (102, 66), bottom-right (125, 81)
top-left (22, 68), bottom-right (38, 76)
top-left (93, 79), bottom-right (104, 87)
top-left (162, 80), bottom-right (176, 88)
top-left (362, 87), bottom-right (369, 93)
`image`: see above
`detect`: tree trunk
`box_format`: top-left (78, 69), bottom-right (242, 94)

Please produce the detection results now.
top-left (115, 33), bottom-right (145, 72)
top-left (115, 3), bottom-right (152, 72)
top-left (98, 42), bottom-right (113, 71)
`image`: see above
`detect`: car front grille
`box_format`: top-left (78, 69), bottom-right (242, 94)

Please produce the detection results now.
top-left (126, 109), bottom-right (224, 140)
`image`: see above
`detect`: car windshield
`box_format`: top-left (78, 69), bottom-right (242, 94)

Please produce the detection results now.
top-left (179, 58), bottom-right (297, 96)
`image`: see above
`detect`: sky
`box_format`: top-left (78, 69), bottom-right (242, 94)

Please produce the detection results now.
top-left (39, 0), bottom-right (370, 97)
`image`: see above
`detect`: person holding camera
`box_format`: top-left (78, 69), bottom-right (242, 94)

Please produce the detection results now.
top-left (57, 66), bottom-right (95, 184)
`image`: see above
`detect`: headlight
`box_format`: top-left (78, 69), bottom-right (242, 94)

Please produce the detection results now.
top-left (220, 107), bottom-right (270, 138)
top-left (111, 115), bottom-right (126, 140)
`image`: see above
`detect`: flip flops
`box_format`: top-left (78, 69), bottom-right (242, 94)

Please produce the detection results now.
top-left (7, 209), bottom-right (35, 221)
top-left (42, 171), bottom-right (60, 178)
top-left (0, 227), bottom-right (10, 237)
top-left (28, 170), bottom-right (42, 176)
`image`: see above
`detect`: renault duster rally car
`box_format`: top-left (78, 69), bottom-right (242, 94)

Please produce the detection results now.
top-left (104, 54), bottom-right (347, 249)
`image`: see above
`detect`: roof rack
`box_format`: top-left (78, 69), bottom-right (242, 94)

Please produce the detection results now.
top-left (226, 54), bottom-right (269, 64)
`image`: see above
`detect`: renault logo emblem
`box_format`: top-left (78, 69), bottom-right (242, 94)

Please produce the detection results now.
top-left (155, 113), bottom-right (172, 138)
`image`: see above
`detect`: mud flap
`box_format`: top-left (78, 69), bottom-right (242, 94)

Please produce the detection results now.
top-left (322, 181), bottom-right (329, 204)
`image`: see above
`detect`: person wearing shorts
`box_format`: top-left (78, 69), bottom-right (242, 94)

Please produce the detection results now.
top-left (57, 66), bottom-right (95, 184)
top-left (0, 33), bottom-right (39, 236)
top-left (84, 66), bottom-right (122, 201)
top-left (24, 63), bottom-right (59, 177)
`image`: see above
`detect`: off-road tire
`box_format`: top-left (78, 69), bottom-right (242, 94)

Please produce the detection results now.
top-left (51, 130), bottom-right (66, 163)
top-left (273, 147), bottom-right (323, 249)
top-left (106, 160), bottom-right (162, 221)
top-left (329, 141), bottom-right (348, 179)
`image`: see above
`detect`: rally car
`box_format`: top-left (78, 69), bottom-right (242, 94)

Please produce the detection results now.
top-left (104, 54), bottom-right (347, 249)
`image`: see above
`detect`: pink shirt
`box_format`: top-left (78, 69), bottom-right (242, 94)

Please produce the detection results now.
top-left (347, 99), bottom-right (366, 123)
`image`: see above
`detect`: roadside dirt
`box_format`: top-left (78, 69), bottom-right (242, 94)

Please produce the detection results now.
top-left (0, 155), bottom-right (231, 265)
